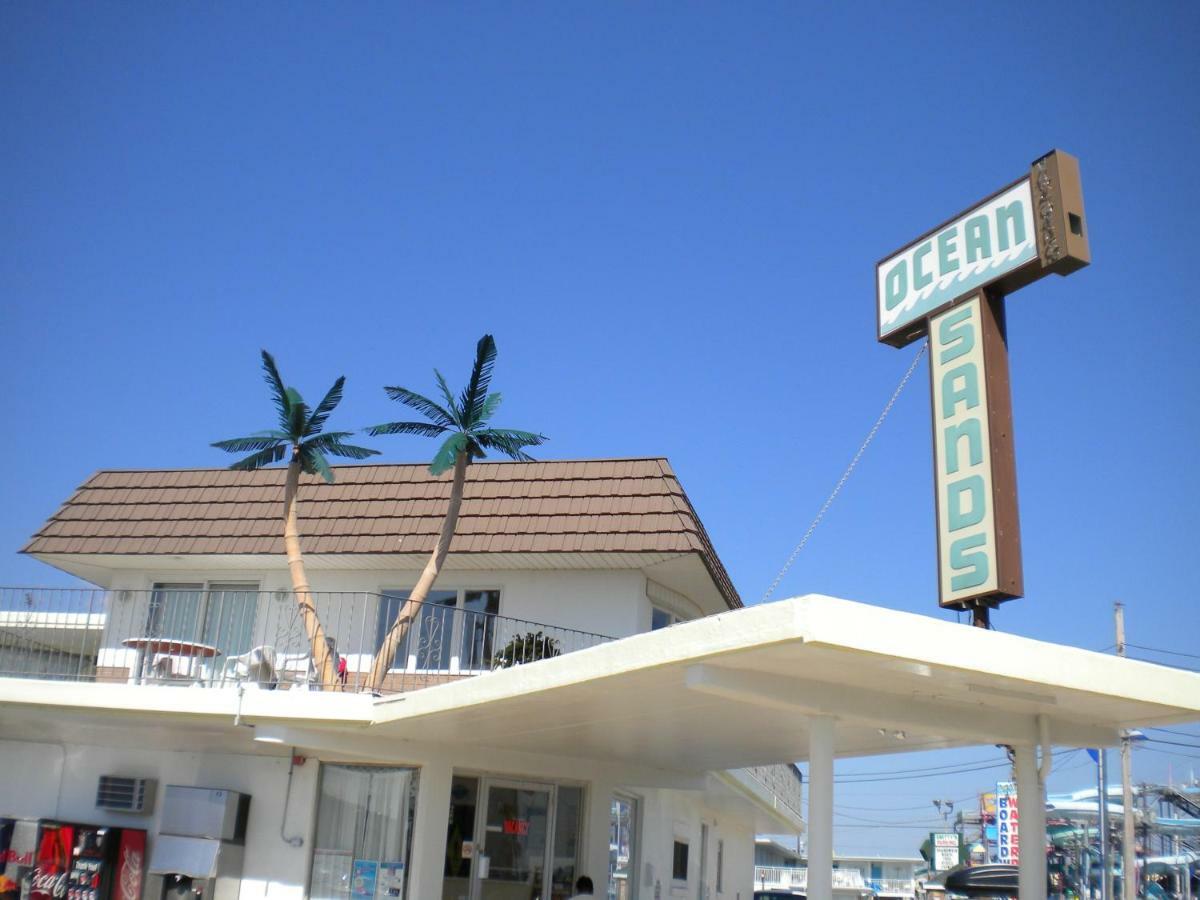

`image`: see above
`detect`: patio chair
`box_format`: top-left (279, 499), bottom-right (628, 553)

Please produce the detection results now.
top-left (221, 645), bottom-right (279, 689)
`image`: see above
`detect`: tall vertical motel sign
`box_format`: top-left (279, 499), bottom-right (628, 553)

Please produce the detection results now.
top-left (876, 151), bottom-right (1090, 619)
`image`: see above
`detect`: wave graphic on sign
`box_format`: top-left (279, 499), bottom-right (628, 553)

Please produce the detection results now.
top-left (880, 239), bottom-right (1036, 329)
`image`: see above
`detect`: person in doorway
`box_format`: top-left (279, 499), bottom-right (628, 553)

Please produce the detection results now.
top-left (570, 875), bottom-right (594, 897)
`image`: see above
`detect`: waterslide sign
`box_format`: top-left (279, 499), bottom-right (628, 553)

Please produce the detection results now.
top-left (995, 782), bottom-right (1020, 865)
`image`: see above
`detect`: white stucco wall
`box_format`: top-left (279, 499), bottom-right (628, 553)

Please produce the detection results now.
top-left (0, 734), bottom-right (760, 900)
top-left (635, 785), bottom-right (757, 900)
top-left (0, 739), bottom-right (319, 900)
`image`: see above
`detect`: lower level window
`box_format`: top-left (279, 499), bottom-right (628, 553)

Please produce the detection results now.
top-left (672, 839), bottom-right (689, 883)
top-left (310, 764), bottom-right (419, 900)
top-left (610, 794), bottom-right (639, 900)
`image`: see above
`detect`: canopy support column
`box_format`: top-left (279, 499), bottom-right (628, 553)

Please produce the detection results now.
top-left (807, 715), bottom-right (835, 900)
top-left (586, 778), bottom-right (614, 897)
top-left (1015, 742), bottom-right (1047, 898)
top-left (408, 757), bottom-right (452, 900)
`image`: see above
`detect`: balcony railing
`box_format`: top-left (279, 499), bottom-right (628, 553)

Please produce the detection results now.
top-left (0, 587), bottom-right (612, 695)
top-left (754, 866), bottom-right (916, 898)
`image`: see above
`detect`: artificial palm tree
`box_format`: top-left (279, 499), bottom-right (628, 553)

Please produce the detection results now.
top-left (213, 350), bottom-right (379, 689)
top-left (363, 334), bottom-right (546, 692)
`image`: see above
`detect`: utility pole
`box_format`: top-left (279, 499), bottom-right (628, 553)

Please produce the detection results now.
top-left (1098, 749), bottom-right (1111, 900)
top-left (1117, 602), bottom-right (1137, 900)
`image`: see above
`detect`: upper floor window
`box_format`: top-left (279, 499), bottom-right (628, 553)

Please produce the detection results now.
top-left (651, 606), bottom-right (681, 630)
top-left (147, 582), bottom-right (258, 657)
top-left (376, 588), bottom-right (500, 672)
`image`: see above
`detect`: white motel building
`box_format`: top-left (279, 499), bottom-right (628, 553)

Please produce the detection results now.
top-left (1, 458), bottom-right (1197, 900)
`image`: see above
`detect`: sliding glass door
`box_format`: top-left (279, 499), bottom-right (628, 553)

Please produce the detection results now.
top-left (443, 775), bottom-right (582, 900)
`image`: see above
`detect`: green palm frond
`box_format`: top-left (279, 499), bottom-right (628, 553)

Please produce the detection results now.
top-left (432, 370), bottom-right (463, 423)
top-left (228, 443), bottom-right (290, 471)
top-left (286, 390), bottom-right (309, 439)
top-left (475, 428), bottom-right (546, 461)
top-left (306, 433), bottom-right (381, 460)
top-left (211, 435), bottom-right (287, 453)
top-left (459, 334), bottom-right (497, 425)
top-left (301, 446), bottom-right (335, 483)
top-left (476, 392), bottom-right (502, 424)
top-left (430, 432), bottom-right (469, 475)
top-left (216, 351), bottom-right (373, 477)
top-left (260, 350), bottom-right (291, 432)
top-left (373, 334), bottom-right (545, 475)
top-left (306, 376), bottom-right (345, 437)
top-left (382, 387), bottom-right (456, 428)
top-left (366, 421), bottom-right (449, 438)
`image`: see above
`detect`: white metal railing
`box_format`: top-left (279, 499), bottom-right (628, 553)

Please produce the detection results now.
top-left (870, 876), bottom-right (916, 895)
top-left (0, 587), bottom-right (612, 694)
top-left (755, 865), bottom-right (900, 893)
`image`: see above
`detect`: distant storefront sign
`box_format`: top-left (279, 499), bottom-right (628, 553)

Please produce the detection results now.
top-left (932, 832), bottom-right (961, 872)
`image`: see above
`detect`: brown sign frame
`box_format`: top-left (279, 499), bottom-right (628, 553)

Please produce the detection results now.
top-left (876, 150), bottom-right (1090, 348)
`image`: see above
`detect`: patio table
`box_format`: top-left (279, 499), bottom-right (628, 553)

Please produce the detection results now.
top-left (121, 637), bottom-right (221, 685)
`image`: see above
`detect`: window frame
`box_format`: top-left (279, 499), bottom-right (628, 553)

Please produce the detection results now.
top-left (377, 587), bottom-right (502, 674)
top-left (147, 581), bottom-right (260, 653)
top-left (671, 837), bottom-right (690, 888)
top-left (309, 763), bottom-right (419, 900)
top-left (610, 792), bottom-right (641, 900)
top-left (651, 605), bottom-right (682, 631)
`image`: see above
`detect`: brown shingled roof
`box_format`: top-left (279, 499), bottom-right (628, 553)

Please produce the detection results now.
top-left (23, 458), bottom-right (741, 608)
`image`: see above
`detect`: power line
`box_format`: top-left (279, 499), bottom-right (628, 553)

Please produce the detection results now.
top-left (1125, 642), bottom-right (1200, 662)
top-left (1146, 737), bottom-right (1200, 750)
top-left (829, 748), bottom-right (1078, 784)
top-left (835, 794), bottom-right (978, 813)
top-left (835, 761), bottom-right (1013, 784)
top-left (761, 340), bottom-right (928, 603)
top-left (1149, 726), bottom-right (1200, 738)
top-left (1135, 745), bottom-right (1200, 762)
top-left (833, 753), bottom-right (1003, 778)
top-left (830, 816), bottom-right (950, 830)
top-left (1124, 654), bottom-right (1198, 672)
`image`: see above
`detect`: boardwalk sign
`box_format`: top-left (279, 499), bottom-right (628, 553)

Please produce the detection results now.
top-left (995, 782), bottom-right (1020, 865)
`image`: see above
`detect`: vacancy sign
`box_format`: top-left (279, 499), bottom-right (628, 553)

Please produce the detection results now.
top-left (995, 782), bottom-right (1020, 865)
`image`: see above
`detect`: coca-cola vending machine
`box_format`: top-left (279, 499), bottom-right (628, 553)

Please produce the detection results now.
top-left (30, 823), bottom-right (145, 900)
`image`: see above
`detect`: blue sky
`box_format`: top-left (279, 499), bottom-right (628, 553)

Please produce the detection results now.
top-left (2, 2), bottom-right (1197, 855)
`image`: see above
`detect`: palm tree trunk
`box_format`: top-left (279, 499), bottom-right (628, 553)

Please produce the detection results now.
top-left (366, 449), bottom-right (469, 692)
top-left (284, 453), bottom-right (339, 690)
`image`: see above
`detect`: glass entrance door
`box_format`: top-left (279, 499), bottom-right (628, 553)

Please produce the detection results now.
top-left (475, 779), bottom-right (555, 900)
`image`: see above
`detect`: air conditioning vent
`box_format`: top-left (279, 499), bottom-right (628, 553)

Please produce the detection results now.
top-left (96, 775), bottom-right (157, 814)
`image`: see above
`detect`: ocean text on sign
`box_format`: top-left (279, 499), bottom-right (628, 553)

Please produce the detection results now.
top-left (877, 182), bottom-right (1036, 344)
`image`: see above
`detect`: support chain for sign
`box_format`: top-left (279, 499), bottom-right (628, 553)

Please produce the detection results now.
top-left (761, 339), bottom-right (929, 604)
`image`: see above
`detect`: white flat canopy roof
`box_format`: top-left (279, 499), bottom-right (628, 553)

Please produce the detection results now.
top-left (367, 595), bottom-right (1200, 770)
top-left (4, 595), bottom-right (1198, 776)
